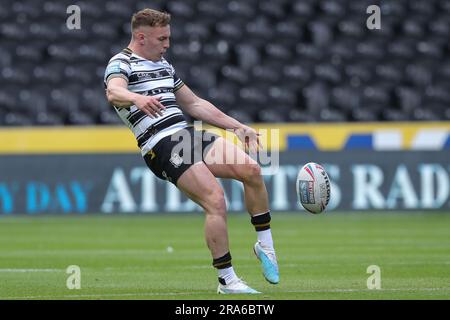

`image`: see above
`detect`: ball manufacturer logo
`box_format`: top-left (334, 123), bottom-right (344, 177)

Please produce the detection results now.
top-left (320, 170), bottom-right (331, 205)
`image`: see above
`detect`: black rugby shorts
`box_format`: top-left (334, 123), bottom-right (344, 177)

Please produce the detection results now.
top-left (143, 126), bottom-right (218, 185)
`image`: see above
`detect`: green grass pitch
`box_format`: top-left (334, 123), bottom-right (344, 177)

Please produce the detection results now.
top-left (0, 212), bottom-right (449, 300)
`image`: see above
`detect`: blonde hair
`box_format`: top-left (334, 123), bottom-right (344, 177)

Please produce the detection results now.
top-left (131, 8), bottom-right (171, 31)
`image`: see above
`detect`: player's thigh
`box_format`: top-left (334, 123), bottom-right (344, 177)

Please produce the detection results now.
top-left (177, 161), bottom-right (225, 210)
top-left (203, 136), bottom-right (259, 180)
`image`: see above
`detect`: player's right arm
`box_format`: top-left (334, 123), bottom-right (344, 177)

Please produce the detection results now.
top-left (106, 77), bottom-right (165, 118)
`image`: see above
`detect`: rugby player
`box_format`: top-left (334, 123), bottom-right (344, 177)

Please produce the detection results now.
top-left (104, 8), bottom-right (279, 294)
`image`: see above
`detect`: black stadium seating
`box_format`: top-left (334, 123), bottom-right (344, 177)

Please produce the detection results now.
top-left (1, 0), bottom-right (450, 125)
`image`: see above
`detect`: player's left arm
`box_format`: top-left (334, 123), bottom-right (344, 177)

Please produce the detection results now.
top-left (175, 84), bottom-right (261, 151)
top-left (175, 84), bottom-right (239, 130)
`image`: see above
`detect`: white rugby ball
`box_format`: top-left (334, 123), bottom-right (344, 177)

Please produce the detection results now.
top-left (296, 162), bottom-right (331, 214)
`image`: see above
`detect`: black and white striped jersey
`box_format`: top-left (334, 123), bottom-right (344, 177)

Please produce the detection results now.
top-left (104, 47), bottom-right (188, 155)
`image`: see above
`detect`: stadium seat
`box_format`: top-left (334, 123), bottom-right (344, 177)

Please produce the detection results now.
top-left (239, 86), bottom-right (269, 108)
top-left (220, 65), bottom-right (249, 85)
top-left (337, 19), bottom-right (366, 39)
top-left (12, 1), bottom-right (42, 20)
top-left (208, 85), bottom-right (237, 111)
top-left (91, 22), bottom-right (121, 41)
top-left (268, 86), bottom-right (297, 107)
top-left (320, 0), bottom-right (346, 17)
top-left (282, 64), bottom-right (312, 85)
top-left (319, 108), bottom-right (347, 122)
top-left (381, 0), bottom-right (407, 16)
top-left (405, 64), bottom-right (433, 87)
top-left (197, 0), bottom-right (228, 19)
top-left (375, 63), bottom-right (404, 84)
top-left (351, 108), bottom-right (380, 122)
top-left (387, 40), bottom-right (416, 59)
top-left (234, 43), bottom-right (262, 71)
top-left (331, 85), bottom-right (362, 112)
top-left (246, 17), bottom-right (274, 40)
top-left (202, 41), bottom-right (230, 64)
top-left (227, 109), bottom-right (254, 124)
top-left (188, 66), bottom-right (217, 91)
top-left (166, 1), bottom-right (195, 19)
top-left (302, 82), bottom-right (331, 114)
top-left (395, 86), bottom-right (422, 113)
top-left (257, 108), bottom-right (288, 123)
top-left (429, 16), bottom-right (450, 38)
top-left (287, 109), bottom-right (317, 122)
top-left (1, 65), bottom-right (30, 86)
top-left (1, 22), bottom-right (29, 41)
top-left (274, 21), bottom-right (303, 41)
top-left (381, 108), bottom-right (411, 121)
top-left (307, 20), bottom-right (334, 47)
top-left (292, 0), bottom-right (314, 19)
top-left (17, 89), bottom-right (48, 116)
top-left (429, 83), bottom-right (450, 103)
top-left (264, 43), bottom-right (293, 61)
top-left (356, 40), bottom-right (386, 60)
top-left (171, 41), bottom-right (202, 63)
top-left (345, 63), bottom-right (373, 84)
top-left (67, 111), bottom-right (97, 125)
top-left (402, 18), bottom-right (427, 38)
top-left (29, 21), bottom-right (61, 42)
top-left (416, 41), bottom-right (444, 60)
top-left (105, 2), bottom-right (134, 19)
top-left (35, 111), bottom-right (65, 126)
top-left (258, 2), bottom-right (286, 19)
top-left (251, 64), bottom-right (281, 84)
top-left (0, 87), bottom-right (18, 112)
top-left (329, 39), bottom-right (358, 61)
top-left (445, 108), bottom-right (450, 120)
top-left (185, 22), bottom-right (211, 41)
top-left (295, 44), bottom-right (324, 61)
top-left (227, 1), bottom-right (257, 19)
top-left (135, 0), bottom-right (165, 11)
top-left (99, 110), bottom-right (123, 125)
top-left (412, 108), bottom-right (440, 121)
top-left (4, 111), bottom-right (33, 126)
top-left (76, 1), bottom-right (103, 19)
top-left (215, 21), bottom-right (244, 42)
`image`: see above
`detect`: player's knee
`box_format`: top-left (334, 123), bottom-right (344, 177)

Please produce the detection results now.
top-left (240, 163), bottom-right (262, 183)
top-left (204, 188), bottom-right (226, 214)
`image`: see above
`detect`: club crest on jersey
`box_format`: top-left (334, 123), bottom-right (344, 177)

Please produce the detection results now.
top-left (170, 152), bottom-right (183, 168)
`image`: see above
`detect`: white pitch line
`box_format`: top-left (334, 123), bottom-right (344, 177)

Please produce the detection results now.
top-left (0, 291), bottom-right (210, 300)
top-left (0, 269), bottom-right (61, 273)
top-left (284, 287), bottom-right (450, 293)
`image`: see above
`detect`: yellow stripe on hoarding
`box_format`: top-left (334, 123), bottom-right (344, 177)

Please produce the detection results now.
top-left (0, 122), bottom-right (449, 153)
top-left (0, 126), bottom-right (138, 154)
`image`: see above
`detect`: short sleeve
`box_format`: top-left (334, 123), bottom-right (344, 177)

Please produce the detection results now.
top-left (171, 64), bottom-right (185, 92)
top-left (104, 57), bottom-right (132, 86)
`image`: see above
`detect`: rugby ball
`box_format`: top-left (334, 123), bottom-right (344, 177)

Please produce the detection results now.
top-left (296, 162), bottom-right (331, 214)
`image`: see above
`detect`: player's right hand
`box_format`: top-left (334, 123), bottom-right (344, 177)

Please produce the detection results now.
top-left (133, 95), bottom-right (166, 118)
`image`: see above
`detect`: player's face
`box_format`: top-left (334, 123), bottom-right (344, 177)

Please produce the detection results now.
top-left (140, 25), bottom-right (171, 61)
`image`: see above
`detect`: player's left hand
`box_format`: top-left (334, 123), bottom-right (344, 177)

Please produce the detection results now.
top-left (234, 125), bottom-right (262, 154)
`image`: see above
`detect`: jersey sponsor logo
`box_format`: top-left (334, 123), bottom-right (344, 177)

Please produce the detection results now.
top-left (134, 69), bottom-right (171, 81)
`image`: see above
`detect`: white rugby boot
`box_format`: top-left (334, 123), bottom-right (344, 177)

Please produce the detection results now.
top-left (217, 277), bottom-right (260, 294)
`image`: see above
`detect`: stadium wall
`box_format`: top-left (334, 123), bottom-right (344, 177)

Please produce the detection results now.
top-left (0, 122), bottom-right (449, 214)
